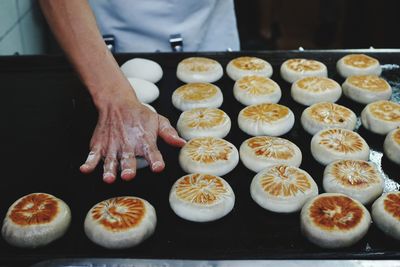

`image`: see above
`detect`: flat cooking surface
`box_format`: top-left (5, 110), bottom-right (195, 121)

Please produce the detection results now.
top-left (1, 50), bottom-right (400, 264)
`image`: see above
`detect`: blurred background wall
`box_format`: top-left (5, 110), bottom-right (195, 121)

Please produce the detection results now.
top-left (0, 0), bottom-right (399, 55)
top-left (0, 0), bottom-right (47, 55)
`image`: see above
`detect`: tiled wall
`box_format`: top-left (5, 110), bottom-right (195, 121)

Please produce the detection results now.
top-left (0, 0), bottom-right (46, 55)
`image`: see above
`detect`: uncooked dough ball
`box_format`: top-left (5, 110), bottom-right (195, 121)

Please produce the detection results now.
top-left (84, 196), bottom-right (156, 249)
top-left (342, 75), bottom-right (392, 104)
top-left (280, 58), bottom-right (327, 83)
top-left (323, 159), bottom-right (384, 204)
top-left (179, 137), bottom-right (239, 176)
top-left (177, 108), bottom-right (231, 140)
top-left (169, 173), bottom-right (235, 222)
top-left (372, 192), bottom-right (400, 240)
top-left (337, 54), bottom-right (381, 78)
top-left (172, 83), bottom-right (223, 111)
top-left (1, 193), bottom-right (71, 248)
top-left (233, 76), bottom-right (281, 106)
top-left (361, 100), bottom-right (400, 135)
top-left (250, 165), bottom-right (318, 213)
top-left (301, 193), bottom-right (371, 248)
top-left (301, 102), bottom-right (357, 135)
top-left (291, 76), bottom-right (342, 106)
top-left (238, 103), bottom-right (295, 136)
top-left (384, 128), bottom-right (400, 164)
top-left (176, 57), bottom-right (223, 83)
top-left (121, 58), bottom-right (163, 83)
top-left (239, 136), bottom-right (302, 173)
top-left (310, 128), bottom-right (370, 165)
top-left (226, 56), bottom-right (273, 81)
top-left (128, 78), bottom-right (159, 103)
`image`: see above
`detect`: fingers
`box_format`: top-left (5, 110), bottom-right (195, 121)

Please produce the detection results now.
top-left (141, 136), bottom-right (165, 173)
top-left (103, 155), bottom-right (118, 184)
top-left (120, 152), bottom-right (137, 181)
top-left (80, 147), bottom-right (101, 174)
top-left (158, 115), bottom-right (186, 147)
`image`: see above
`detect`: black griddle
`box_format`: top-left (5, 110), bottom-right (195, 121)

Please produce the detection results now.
top-left (1, 50), bottom-right (400, 265)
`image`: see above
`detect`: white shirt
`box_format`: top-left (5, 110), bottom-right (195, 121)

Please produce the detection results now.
top-left (88, 0), bottom-right (240, 52)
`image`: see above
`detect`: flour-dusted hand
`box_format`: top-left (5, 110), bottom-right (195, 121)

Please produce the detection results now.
top-left (39, 0), bottom-right (186, 184)
top-left (80, 100), bottom-right (185, 183)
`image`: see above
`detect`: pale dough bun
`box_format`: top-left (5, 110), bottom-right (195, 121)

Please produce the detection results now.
top-left (337, 54), bottom-right (382, 78)
top-left (121, 58), bottom-right (163, 83)
top-left (169, 173), bottom-right (235, 222)
top-left (128, 78), bottom-right (159, 104)
top-left (310, 128), bottom-right (370, 165)
top-left (172, 83), bottom-right (223, 111)
top-left (372, 192), bottom-right (400, 240)
top-left (84, 196), bottom-right (156, 249)
top-left (384, 128), bottom-right (400, 164)
top-left (250, 165), bottom-right (318, 213)
top-left (179, 137), bottom-right (239, 176)
top-left (342, 75), bottom-right (392, 104)
top-left (291, 77), bottom-right (342, 106)
top-left (238, 103), bottom-right (295, 136)
top-left (233, 76), bottom-right (281, 106)
top-left (323, 160), bottom-right (384, 205)
top-left (1, 193), bottom-right (71, 248)
top-left (176, 57), bottom-right (223, 83)
top-left (301, 193), bottom-right (371, 248)
top-left (226, 56), bottom-right (273, 81)
top-left (240, 136), bottom-right (302, 173)
top-left (361, 100), bottom-right (400, 135)
top-left (301, 102), bottom-right (357, 135)
top-left (280, 58), bottom-right (328, 83)
top-left (177, 108), bottom-right (231, 140)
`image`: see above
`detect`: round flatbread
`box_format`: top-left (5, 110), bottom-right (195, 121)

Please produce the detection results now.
top-left (337, 54), bottom-right (381, 78)
top-left (226, 56), bottom-right (273, 81)
top-left (233, 76), bottom-right (281, 106)
top-left (179, 137), bottom-right (239, 176)
top-left (301, 102), bottom-right (357, 135)
top-left (372, 192), bottom-right (400, 240)
top-left (310, 128), bottom-right (370, 165)
top-left (128, 78), bottom-right (159, 104)
top-left (1, 193), bottom-right (71, 248)
top-left (121, 58), bottom-right (163, 83)
top-left (250, 165), bottom-right (318, 213)
top-left (342, 75), bottom-right (392, 104)
top-left (238, 103), bottom-right (295, 136)
top-left (301, 193), bottom-right (371, 248)
top-left (169, 173), bottom-right (235, 222)
top-left (240, 136), bottom-right (302, 173)
top-left (323, 160), bottom-right (384, 204)
top-left (172, 83), bottom-right (223, 111)
top-left (291, 76), bottom-right (342, 106)
top-left (280, 58), bottom-right (328, 83)
top-left (177, 108), bottom-right (231, 140)
top-left (84, 196), bottom-right (156, 249)
top-left (384, 128), bottom-right (400, 164)
top-left (361, 100), bottom-right (400, 135)
top-left (176, 57), bottom-right (223, 83)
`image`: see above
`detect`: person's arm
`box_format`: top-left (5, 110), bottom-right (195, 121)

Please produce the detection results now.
top-left (39, 0), bottom-right (185, 183)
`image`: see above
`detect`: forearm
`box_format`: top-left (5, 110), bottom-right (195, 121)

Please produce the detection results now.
top-left (39, 0), bottom-right (138, 107)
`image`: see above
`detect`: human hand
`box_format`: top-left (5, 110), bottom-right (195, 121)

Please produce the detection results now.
top-left (79, 98), bottom-right (186, 183)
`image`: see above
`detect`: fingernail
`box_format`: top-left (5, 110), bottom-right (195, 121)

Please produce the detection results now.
top-left (103, 173), bottom-right (115, 183)
top-left (152, 161), bottom-right (164, 170)
top-left (121, 169), bottom-right (135, 177)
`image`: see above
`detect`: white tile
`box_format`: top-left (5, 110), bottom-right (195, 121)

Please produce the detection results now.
top-left (20, 9), bottom-right (45, 54)
top-left (0, 0), bottom-right (18, 38)
top-left (0, 25), bottom-right (23, 55)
